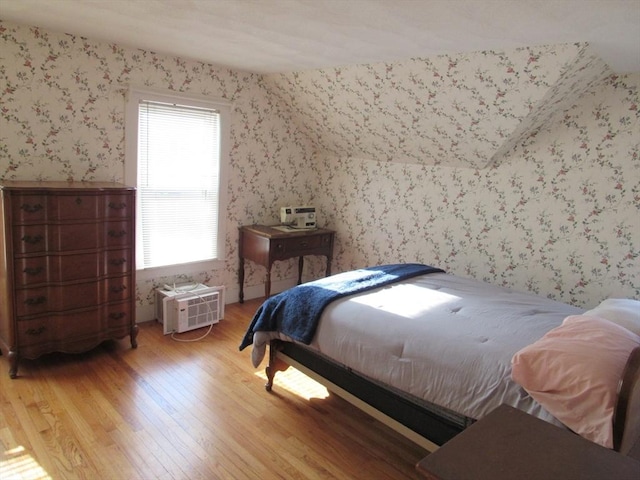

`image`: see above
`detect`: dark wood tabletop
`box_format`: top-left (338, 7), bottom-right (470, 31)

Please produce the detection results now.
top-left (416, 404), bottom-right (640, 480)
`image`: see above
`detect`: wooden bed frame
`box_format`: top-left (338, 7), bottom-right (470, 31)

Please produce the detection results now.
top-left (266, 341), bottom-right (640, 455)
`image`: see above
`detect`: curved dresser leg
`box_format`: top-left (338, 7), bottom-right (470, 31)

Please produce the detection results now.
top-left (130, 324), bottom-right (139, 349)
top-left (8, 350), bottom-right (18, 379)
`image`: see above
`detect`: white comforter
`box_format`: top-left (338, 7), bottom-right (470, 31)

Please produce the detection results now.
top-left (253, 272), bottom-right (582, 424)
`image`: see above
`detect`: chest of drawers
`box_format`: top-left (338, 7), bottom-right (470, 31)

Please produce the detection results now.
top-left (0, 181), bottom-right (138, 378)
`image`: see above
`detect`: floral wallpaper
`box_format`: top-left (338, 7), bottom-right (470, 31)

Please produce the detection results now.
top-left (309, 73), bottom-right (639, 306)
top-left (262, 43), bottom-right (609, 169)
top-left (1, 19), bottom-right (638, 316)
top-left (0, 20), bottom-right (319, 319)
top-left (262, 43), bottom-right (638, 306)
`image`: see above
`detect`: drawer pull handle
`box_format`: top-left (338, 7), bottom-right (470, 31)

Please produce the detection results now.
top-left (108, 202), bottom-right (127, 210)
top-left (109, 312), bottom-right (126, 320)
top-left (300, 241), bottom-right (308, 247)
top-left (23, 266), bottom-right (45, 275)
top-left (108, 230), bottom-right (127, 238)
top-left (22, 234), bottom-right (44, 245)
top-left (75, 197), bottom-right (83, 205)
top-left (111, 285), bottom-right (127, 294)
top-left (25, 296), bottom-right (46, 306)
top-left (20, 203), bottom-right (43, 213)
top-left (26, 326), bottom-right (45, 336)
top-left (109, 258), bottom-right (127, 266)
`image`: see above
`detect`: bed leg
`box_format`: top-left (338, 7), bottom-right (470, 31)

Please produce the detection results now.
top-left (265, 363), bottom-right (276, 392)
top-left (265, 341), bottom-right (288, 392)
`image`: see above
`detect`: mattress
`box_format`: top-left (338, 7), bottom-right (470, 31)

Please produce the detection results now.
top-left (299, 272), bottom-right (583, 425)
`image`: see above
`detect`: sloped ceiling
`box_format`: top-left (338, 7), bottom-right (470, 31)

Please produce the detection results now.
top-left (262, 43), bottom-right (612, 168)
top-left (1, 1), bottom-right (630, 169)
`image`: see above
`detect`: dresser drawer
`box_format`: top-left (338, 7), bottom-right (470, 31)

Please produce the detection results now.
top-left (105, 221), bottom-right (133, 247)
top-left (13, 222), bottom-right (132, 253)
top-left (15, 281), bottom-right (101, 316)
top-left (10, 194), bottom-right (47, 223)
top-left (48, 193), bottom-right (100, 221)
top-left (14, 253), bottom-right (101, 286)
top-left (106, 302), bottom-right (133, 329)
top-left (105, 276), bottom-right (132, 302)
top-left (13, 249), bottom-right (132, 286)
top-left (272, 233), bottom-right (332, 258)
top-left (15, 276), bottom-right (133, 316)
top-left (10, 192), bottom-right (132, 224)
top-left (105, 249), bottom-right (133, 275)
top-left (16, 301), bottom-right (133, 352)
top-left (17, 307), bottom-right (130, 352)
top-left (13, 224), bottom-right (100, 253)
top-left (17, 311), bottom-right (103, 350)
top-left (104, 193), bottom-right (134, 219)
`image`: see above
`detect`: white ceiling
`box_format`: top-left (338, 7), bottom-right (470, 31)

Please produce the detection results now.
top-left (1, 0), bottom-right (639, 74)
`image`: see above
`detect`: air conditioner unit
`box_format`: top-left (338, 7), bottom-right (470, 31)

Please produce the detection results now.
top-left (156, 284), bottom-right (225, 334)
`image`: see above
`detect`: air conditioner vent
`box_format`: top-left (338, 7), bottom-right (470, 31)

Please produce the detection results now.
top-left (156, 284), bottom-right (225, 334)
top-left (178, 293), bottom-right (219, 333)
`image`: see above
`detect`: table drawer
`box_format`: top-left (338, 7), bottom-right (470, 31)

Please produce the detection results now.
top-left (272, 233), bottom-right (332, 257)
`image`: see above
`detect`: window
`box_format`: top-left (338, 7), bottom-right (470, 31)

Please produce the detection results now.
top-left (125, 89), bottom-right (230, 270)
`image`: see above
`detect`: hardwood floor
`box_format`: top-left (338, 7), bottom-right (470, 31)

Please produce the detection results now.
top-left (0, 298), bottom-right (427, 479)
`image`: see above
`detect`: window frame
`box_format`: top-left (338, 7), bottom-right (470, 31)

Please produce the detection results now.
top-left (125, 87), bottom-right (231, 277)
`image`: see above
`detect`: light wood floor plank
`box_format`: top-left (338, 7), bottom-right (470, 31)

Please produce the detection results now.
top-left (0, 298), bottom-right (427, 479)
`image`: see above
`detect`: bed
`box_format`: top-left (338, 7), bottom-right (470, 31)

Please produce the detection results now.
top-left (239, 264), bottom-right (640, 454)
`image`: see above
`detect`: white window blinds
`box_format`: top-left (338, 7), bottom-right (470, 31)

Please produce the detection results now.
top-left (137, 100), bottom-right (221, 269)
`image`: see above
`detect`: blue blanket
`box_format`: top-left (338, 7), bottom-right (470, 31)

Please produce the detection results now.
top-left (239, 263), bottom-right (444, 350)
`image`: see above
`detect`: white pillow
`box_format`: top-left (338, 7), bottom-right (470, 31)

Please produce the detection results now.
top-left (583, 298), bottom-right (640, 336)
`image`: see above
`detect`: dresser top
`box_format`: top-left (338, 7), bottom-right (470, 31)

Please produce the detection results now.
top-left (1, 180), bottom-right (133, 191)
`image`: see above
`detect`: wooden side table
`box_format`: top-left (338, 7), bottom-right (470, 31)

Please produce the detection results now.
top-left (416, 404), bottom-right (640, 480)
top-left (238, 225), bottom-right (335, 303)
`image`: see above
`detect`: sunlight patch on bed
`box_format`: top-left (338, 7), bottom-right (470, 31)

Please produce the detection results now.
top-left (0, 445), bottom-right (52, 480)
top-left (254, 369), bottom-right (329, 401)
top-left (349, 284), bottom-right (460, 317)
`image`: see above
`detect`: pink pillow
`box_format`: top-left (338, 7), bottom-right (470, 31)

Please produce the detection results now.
top-left (511, 315), bottom-right (640, 448)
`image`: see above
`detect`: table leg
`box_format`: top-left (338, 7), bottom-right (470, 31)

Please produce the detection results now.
top-left (239, 257), bottom-right (245, 303)
top-left (265, 264), bottom-right (272, 298)
top-left (297, 256), bottom-right (304, 285)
